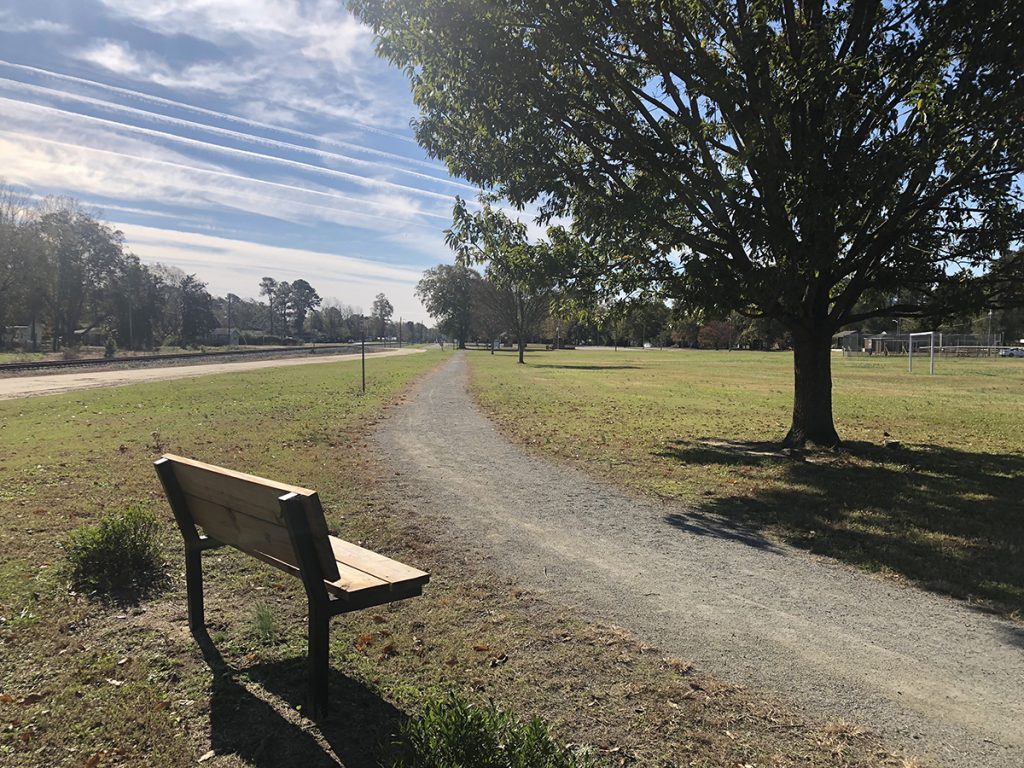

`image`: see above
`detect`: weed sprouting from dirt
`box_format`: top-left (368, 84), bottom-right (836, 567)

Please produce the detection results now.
top-left (249, 601), bottom-right (281, 646)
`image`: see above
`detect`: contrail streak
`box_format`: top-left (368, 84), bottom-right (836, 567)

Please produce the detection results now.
top-left (1, 130), bottom-right (452, 225)
top-left (0, 77), bottom-right (475, 192)
top-left (0, 59), bottom-right (432, 153)
top-left (0, 96), bottom-right (458, 204)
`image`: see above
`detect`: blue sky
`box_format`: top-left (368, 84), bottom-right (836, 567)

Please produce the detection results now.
top-left (0, 0), bottom-right (483, 323)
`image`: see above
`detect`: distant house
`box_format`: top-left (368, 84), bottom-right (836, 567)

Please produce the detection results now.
top-left (832, 329), bottom-right (861, 351)
top-left (207, 328), bottom-right (240, 346)
top-left (2, 322), bottom-right (43, 349)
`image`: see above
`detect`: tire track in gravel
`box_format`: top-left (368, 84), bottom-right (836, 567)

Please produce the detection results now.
top-left (374, 352), bottom-right (1024, 768)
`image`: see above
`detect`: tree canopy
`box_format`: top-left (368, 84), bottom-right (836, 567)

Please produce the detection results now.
top-left (416, 263), bottom-right (481, 348)
top-left (372, 292), bottom-right (395, 338)
top-left (353, 0), bottom-right (1024, 445)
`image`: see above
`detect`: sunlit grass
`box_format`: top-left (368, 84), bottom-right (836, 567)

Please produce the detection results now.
top-left (468, 347), bottom-right (1024, 617)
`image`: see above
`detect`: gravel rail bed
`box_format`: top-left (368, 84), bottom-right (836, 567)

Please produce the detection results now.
top-left (374, 352), bottom-right (1023, 768)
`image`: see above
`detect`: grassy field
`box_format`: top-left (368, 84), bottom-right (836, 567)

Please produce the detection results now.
top-left (0, 352), bottom-right (445, 766)
top-left (0, 348), bottom-right (910, 767)
top-left (468, 347), bottom-right (1024, 619)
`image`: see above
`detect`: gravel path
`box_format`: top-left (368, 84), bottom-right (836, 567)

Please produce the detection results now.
top-left (375, 352), bottom-right (1024, 768)
top-left (0, 348), bottom-right (422, 400)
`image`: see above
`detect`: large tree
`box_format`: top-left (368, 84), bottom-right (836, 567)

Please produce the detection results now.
top-left (0, 183), bottom-right (35, 335)
top-left (35, 200), bottom-right (124, 350)
top-left (178, 274), bottom-right (217, 347)
top-left (353, 0), bottom-right (1024, 446)
top-left (447, 199), bottom-right (554, 363)
top-left (371, 292), bottom-right (394, 339)
top-left (259, 277), bottom-right (279, 336)
top-left (106, 255), bottom-right (164, 350)
top-left (416, 263), bottom-right (481, 349)
top-left (288, 279), bottom-right (322, 338)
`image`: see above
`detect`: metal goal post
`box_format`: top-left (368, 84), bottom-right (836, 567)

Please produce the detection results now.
top-left (908, 331), bottom-right (937, 374)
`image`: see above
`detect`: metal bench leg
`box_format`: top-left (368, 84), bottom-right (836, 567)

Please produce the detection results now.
top-left (185, 544), bottom-right (206, 635)
top-left (308, 600), bottom-right (330, 719)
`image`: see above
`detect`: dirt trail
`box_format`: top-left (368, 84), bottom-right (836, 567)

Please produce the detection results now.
top-left (375, 352), bottom-right (1024, 768)
top-left (0, 348), bottom-right (422, 400)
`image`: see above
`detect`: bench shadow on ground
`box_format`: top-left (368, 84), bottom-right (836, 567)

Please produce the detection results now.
top-left (656, 439), bottom-right (1024, 617)
top-left (196, 632), bottom-right (405, 768)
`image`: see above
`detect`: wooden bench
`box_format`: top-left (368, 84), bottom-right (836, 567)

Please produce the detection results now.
top-left (154, 454), bottom-right (429, 718)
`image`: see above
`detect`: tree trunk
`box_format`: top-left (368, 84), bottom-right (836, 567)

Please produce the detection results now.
top-left (458, 339), bottom-right (466, 349)
top-left (784, 329), bottom-right (841, 448)
top-left (515, 293), bottom-right (525, 364)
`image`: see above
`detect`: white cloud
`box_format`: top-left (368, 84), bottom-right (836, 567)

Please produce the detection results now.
top-left (0, 11), bottom-right (72, 35)
top-left (96, 1), bottom-right (373, 68)
top-left (115, 222), bottom-right (431, 323)
top-left (78, 41), bottom-right (269, 95)
top-left (88, 0), bottom-right (407, 130)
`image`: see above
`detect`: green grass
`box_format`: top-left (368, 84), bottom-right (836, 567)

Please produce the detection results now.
top-left (63, 506), bottom-right (167, 600)
top-left (0, 350), bottom-right (445, 766)
top-left (467, 347), bottom-right (1024, 618)
top-left (249, 601), bottom-right (281, 646)
top-left (387, 693), bottom-right (602, 768)
top-left (0, 347), bottom-right (914, 767)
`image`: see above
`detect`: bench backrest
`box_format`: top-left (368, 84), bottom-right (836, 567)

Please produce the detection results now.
top-left (155, 454), bottom-right (341, 582)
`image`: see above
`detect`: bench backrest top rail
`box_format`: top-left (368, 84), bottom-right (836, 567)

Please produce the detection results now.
top-left (157, 454), bottom-right (341, 582)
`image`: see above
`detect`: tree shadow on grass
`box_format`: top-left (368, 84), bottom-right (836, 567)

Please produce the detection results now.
top-left (196, 632), bottom-right (406, 768)
top-left (663, 512), bottom-right (783, 552)
top-left (657, 440), bottom-right (1024, 617)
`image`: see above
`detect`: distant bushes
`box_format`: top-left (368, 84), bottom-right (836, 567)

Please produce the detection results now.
top-left (63, 506), bottom-right (167, 599)
top-left (235, 332), bottom-right (298, 346)
top-left (387, 694), bottom-right (601, 768)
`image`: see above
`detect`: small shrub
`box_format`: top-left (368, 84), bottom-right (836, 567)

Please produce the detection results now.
top-left (387, 694), bottom-right (601, 768)
top-left (104, 334), bottom-right (117, 358)
top-left (64, 506), bottom-right (167, 599)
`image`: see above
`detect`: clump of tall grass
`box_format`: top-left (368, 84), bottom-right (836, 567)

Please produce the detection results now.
top-left (64, 506), bottom-right (166, 599)
top-left (388, 693), bottom-right (601, 768)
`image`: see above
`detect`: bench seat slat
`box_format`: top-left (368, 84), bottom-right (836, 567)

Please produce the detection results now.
top-left (182, 499), bottom-right (425, 598)
top-left (328, 537), bottom-right (429, 587)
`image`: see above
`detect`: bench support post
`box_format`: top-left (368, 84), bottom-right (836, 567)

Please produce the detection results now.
top-left (184, 544), bottom-right (205, 634)
top-left (155, 458), bottom-right (224, 636)
top-left (280, 492), bottom-right (333, 719)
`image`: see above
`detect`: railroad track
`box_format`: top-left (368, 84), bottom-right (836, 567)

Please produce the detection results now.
top-left (0, 343), bottom-right (395, 375)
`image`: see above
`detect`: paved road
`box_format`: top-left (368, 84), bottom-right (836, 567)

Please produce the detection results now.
top-left (375, 352), bottom-right (1024, 768)
top-left (0, 348), bottom-right (423, 400)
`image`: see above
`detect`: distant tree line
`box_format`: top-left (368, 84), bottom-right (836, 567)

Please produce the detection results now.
top-left (0, 186), bottom-right (433, 353)
top-left (420, 197), bottom-right (1024, 359)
